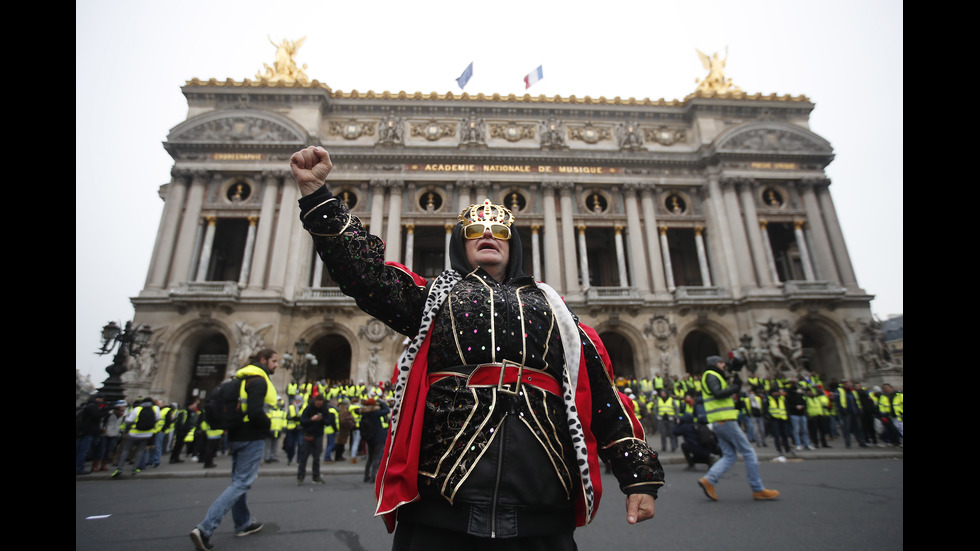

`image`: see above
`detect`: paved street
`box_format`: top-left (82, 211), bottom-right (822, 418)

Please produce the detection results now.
top-left (77, 449), bottom-right (902, 551)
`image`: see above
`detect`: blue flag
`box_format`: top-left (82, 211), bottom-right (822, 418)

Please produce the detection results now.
top-left (456, 62), bottom-right (473, 90)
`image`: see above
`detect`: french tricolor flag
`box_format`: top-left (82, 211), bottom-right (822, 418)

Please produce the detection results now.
top-left (524, 65), bottom-right (543, 89)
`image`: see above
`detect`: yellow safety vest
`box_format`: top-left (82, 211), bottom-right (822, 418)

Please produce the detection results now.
top-left (128, 405), bottom-right (160, 436)
top-left (236, 365), bottom-right (278, 422)
top-left (768, 395), bottom-right (787, 421)
top-left (878, 393), bottom-right (903, 421)
top-left (701, 371), bottom-right (738, 423)
top-left (323, 406), bottom-right (339, 435)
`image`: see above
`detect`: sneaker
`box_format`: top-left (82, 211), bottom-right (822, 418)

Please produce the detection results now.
top-left (312, 477), bottom-right (325, 484)
top-left (111, 469), bottom-right (122, 479)
top-left (753, 488), bottom-right (780, 500)
top-left (237, 522), bottom-right (263, 537)
top-left (698, 477), bottom-right (718, 501)
top-left (132, 468), bottom-right (141, 476)
top-left (189, 528), bottom-right (213, 551)
top-left (297, 477), bottom-right (304, 486)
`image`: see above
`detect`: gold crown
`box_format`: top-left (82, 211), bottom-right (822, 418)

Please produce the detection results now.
top-left (458, 199), bottom-right (515, 227)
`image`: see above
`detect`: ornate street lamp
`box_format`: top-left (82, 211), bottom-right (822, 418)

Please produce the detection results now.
top-left (95, 320), bottom-right (152, 402)
top-left (282, 337), bottom-right (318, 384)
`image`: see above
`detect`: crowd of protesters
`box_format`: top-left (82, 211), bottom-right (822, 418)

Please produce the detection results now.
top-left (75, 379), bottom-right (395, 478)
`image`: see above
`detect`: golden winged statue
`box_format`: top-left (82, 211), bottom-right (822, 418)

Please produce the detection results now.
top-left (256, 36), bottom-right (310, 83)
top-left (695, 47), bottom-right (742, 94)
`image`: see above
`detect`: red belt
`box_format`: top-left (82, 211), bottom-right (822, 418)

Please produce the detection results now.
top-left (428, 361), bottom-right (562, 396)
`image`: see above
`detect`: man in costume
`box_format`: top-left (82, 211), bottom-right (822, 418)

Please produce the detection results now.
top-left (290, 146), bottom-right (663, 549)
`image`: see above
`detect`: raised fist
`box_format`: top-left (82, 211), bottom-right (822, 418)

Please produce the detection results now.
top-left (289, 146), bottom-right (333, 197)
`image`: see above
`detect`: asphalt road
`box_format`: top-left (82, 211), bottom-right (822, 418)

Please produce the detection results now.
top-left (76, 458), bottom-right (902, 551)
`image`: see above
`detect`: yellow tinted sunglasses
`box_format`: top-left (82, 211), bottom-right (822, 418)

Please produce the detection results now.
top-left (463, 222), bottom-right (512, 240)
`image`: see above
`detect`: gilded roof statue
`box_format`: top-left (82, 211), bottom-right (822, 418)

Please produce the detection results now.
top-left (256, 36), bottom-right (310, 84)
top-left (694, 47), bottom-right (742, 94)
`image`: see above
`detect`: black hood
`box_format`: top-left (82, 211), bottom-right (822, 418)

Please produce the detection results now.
top-left (448, 222), bottom-right (528, 282)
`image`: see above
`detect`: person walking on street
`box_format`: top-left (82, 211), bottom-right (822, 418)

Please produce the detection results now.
top-left (698, 355), bottom-right (780, 502)
top-left (296, 394), bottom-right (333, 485)
top-left (190, 349), bottom-right (280, 551)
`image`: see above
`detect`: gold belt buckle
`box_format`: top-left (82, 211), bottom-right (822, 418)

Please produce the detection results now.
top-left (497, 360), bottom-right (523, 396)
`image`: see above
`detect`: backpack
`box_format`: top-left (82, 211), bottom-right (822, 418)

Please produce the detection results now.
top-left (693, 422), bottom-right (718, 450)
top-left (360, 417), bottom-right (378, 441)
top-left (134, 405), bottom-right (157, 431)
top-left (340, 410), bottom-right (356, 432)
top-left (205, 377), bottom-right (251, 430)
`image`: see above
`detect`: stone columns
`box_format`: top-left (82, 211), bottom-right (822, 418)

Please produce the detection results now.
top-left (445, 224), bottom-right (463, 270)
top-left (721, 177), bottom-right (757, 290)
top-left (368, 179), bottom-right (386, 235)
top-left (623, 184), bottom-right (650, 294)
top-left (145, 171), bottom-right (187, 290)
top-left (531, 224), bottom-right (542, 281)
top-left (247, 171), bottom-right (281, 291)
top-left (238, 216), bottom-right (258, 286)
top-left (404, 224), bottom-right (415, 270)
top-left (456, 180), bottom-right (473, 213)
top-left (794, 221), bottom-right (816, 281)
top-left (195, 217), bottom-right (217, 281)
top-left (815, 181), bottom-right (859, 288)
top-left (267, 181), bottom-right (298, 293)
top-left (559, 183), bottom-right (579, 294)
top-left (800, 179), bottom-right (842, 284)
top-left (614, 225), bottom-right (629, 287)
top-left (759, 221), bottom-right (781, 284)
top-left (168, 170), bottom-right (207, 287)
top-left (640, 185), bottom-right (668, 294)
top-left (694, 226), bottom-right (712, 286)
top-left (384, 181), bottom-right (404, 263)
top-left (658, 226), bottom-right (675, 291)
top-left (577, 225), bottom-right (591, 289)
top-left (541, 182), bottom-right (562, 292)
top-left (736, 179), bottom-right (774, 288)
top-left (704, 172), bottom-right (739, 295)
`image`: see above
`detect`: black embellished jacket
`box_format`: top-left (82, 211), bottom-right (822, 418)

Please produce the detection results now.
top-left (299, 188), bottom-right (664, 537)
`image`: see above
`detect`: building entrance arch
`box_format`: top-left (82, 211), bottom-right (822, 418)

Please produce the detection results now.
top-left (681, 330), bottom-right (721, 376)
top-left (796, 323), bottom-right (845, 382)
top-left (310, 335), bottom-right (352, 383)
top-left (599, 332), bottom-right (636, 380)
top-left (178, 330), bottom-right (230, 405)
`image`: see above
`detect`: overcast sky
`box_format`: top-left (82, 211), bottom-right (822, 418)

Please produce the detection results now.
top-left (76, 0), bottom-right (903, 385)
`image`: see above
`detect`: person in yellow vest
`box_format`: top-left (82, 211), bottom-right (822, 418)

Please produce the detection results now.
top-left (347, 396), bottom-right (363, 463)
top-left (322, 396), bottom-right (341, 462)
top-left (767, 387), bottom-right (793, 455)
top-left (170, 399), bottom-right (199, 464)
top-left (111, 397), bottom-right (160, 479)
top-left (199, 409), bottom-right (225, 469)
top-left (264, 397), bottom-right (286, 463)
top-left (191, 348), bottom-right (280, 551)
top-left (804, 388), bottom-right (831, 448)
top-left (655, 389), bottom-right (678, 453)
top-left (836, 380), bottom-right (867, 449)
top-left (297, 393), bottom-right (333, 485)
top-left (876, 384), bottom-right (903, 446)
top-left (283, 396), bottom-right (304, 466)
top-left (743, 387), bottom-right (767, 448)
top-left (697, 355), bottom-right (779, 501)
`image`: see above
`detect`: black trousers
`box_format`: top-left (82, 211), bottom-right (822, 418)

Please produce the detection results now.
top-left (393, 521), bottom-right (577, 551)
